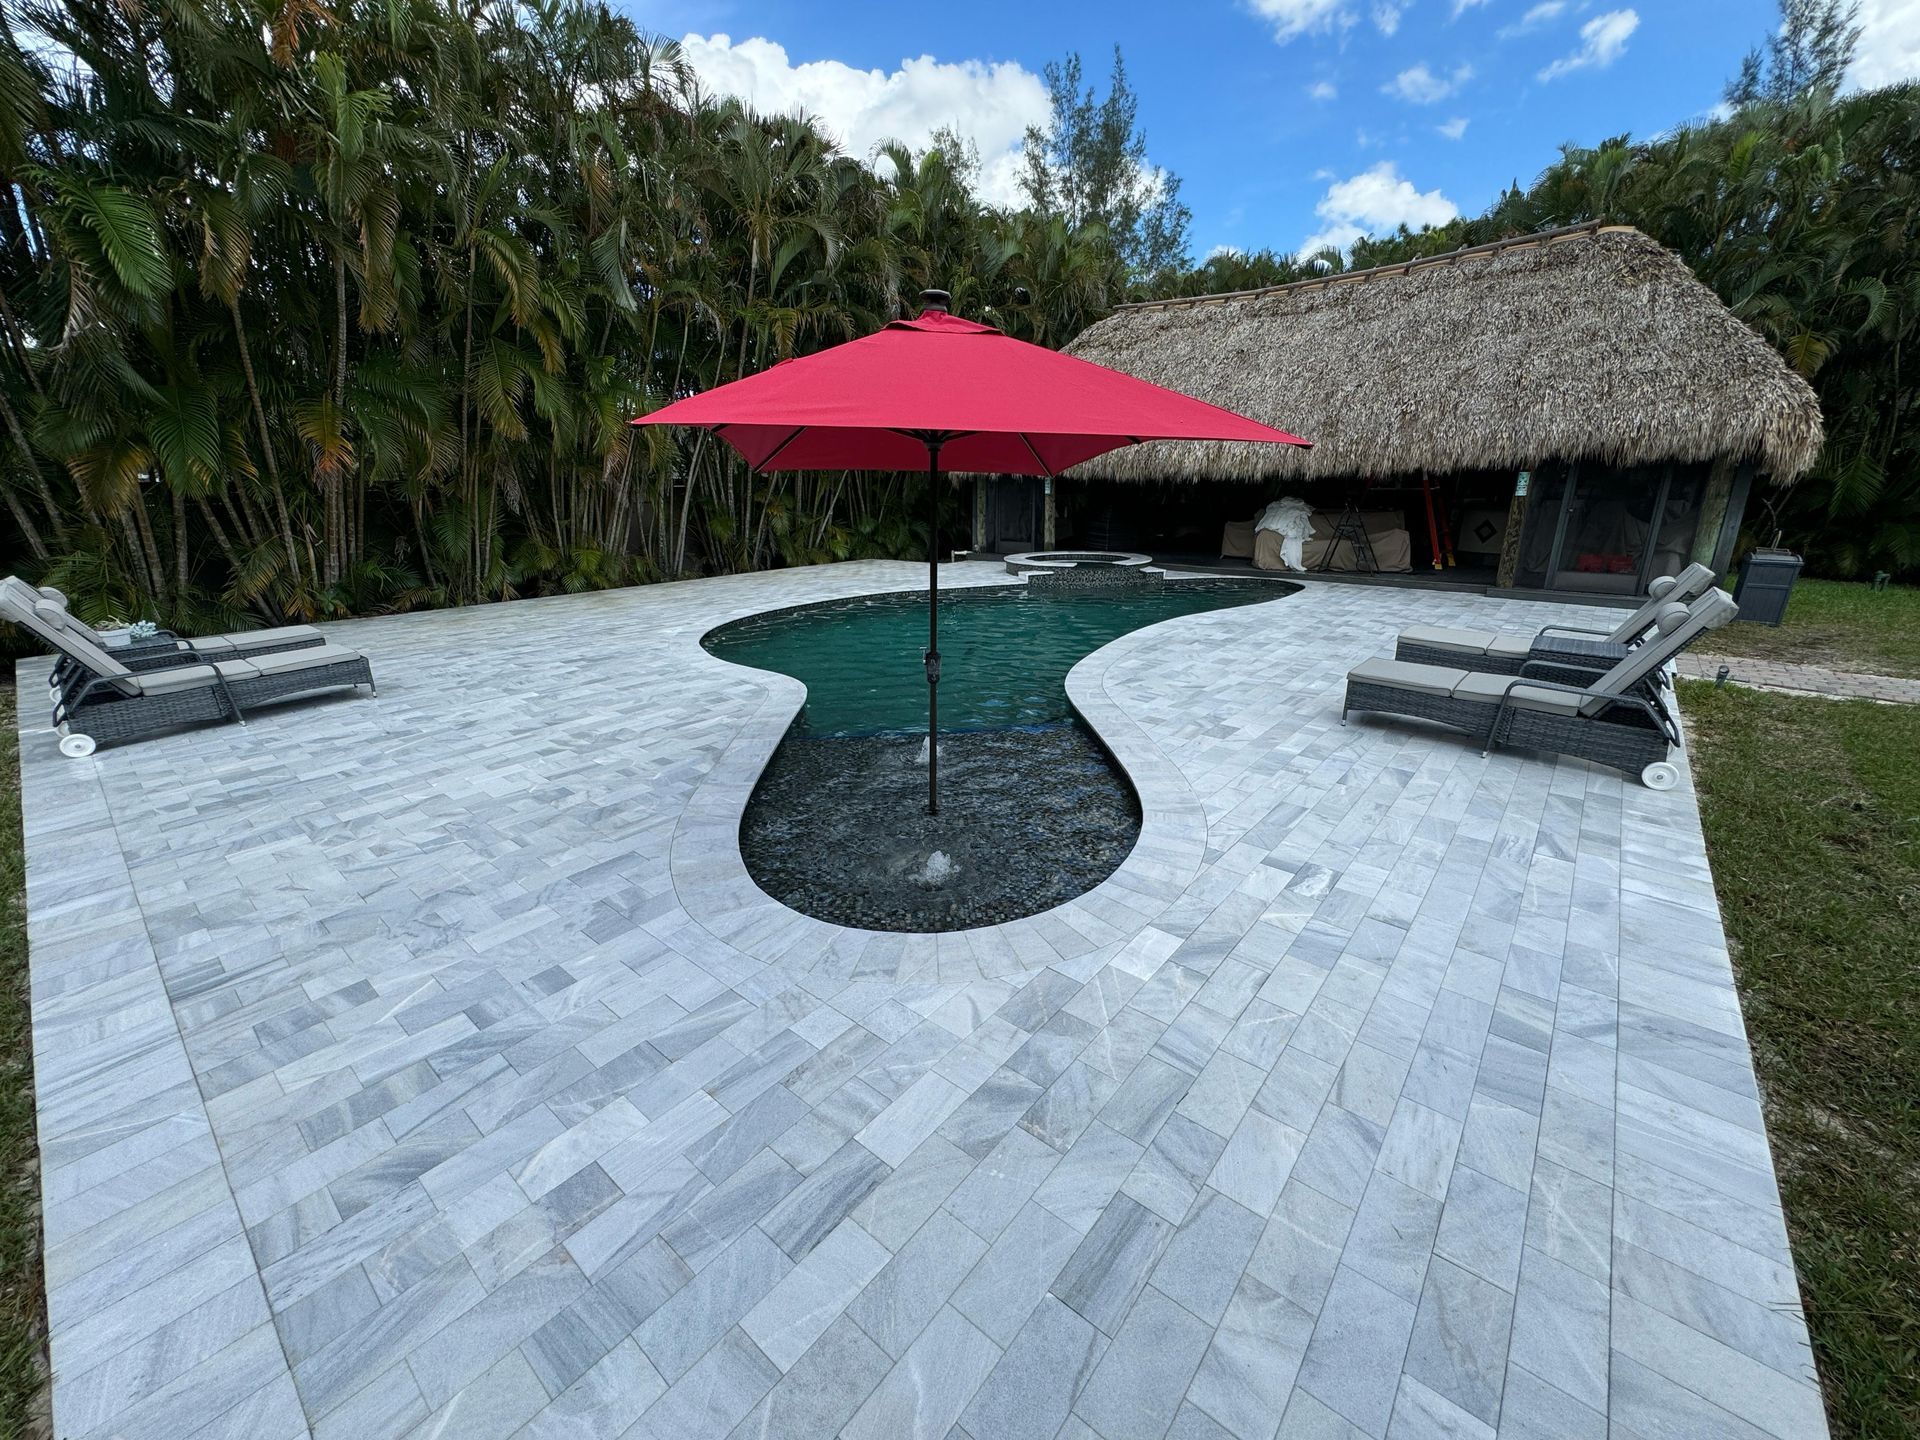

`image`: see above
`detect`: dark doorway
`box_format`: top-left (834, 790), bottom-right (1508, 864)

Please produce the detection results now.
top-left (981, 477), bottom-right (1045, 553)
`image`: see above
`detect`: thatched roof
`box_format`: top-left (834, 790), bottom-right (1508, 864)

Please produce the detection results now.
top-left (1064, 224), bottom-right (1824, 484)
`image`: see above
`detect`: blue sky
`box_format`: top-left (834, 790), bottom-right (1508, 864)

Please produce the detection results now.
top-left (623, 0), bottom-right (1920, 261)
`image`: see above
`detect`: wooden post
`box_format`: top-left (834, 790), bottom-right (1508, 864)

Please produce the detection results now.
top-left (1043, 479), bottom-right (1056, 549)
top-left (1495, 469), bottom-right (1530, 589)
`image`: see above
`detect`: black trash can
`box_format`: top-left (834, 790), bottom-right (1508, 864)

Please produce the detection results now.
top-left (1733, 548), bottom-right (1803, 626)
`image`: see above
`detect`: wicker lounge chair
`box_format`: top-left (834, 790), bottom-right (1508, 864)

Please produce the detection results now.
top-left (0, 591), bottom-right (374, 757)
top-left (1344, 589), bottom-right (1737, 789)
top-left (1392, 562), bottom-right (1718, 677)
top-left (2, 577), bottom-right (325, 672)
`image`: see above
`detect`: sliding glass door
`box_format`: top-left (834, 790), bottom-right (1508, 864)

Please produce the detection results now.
top-left (1517, 462), bottom-right (1705, 595)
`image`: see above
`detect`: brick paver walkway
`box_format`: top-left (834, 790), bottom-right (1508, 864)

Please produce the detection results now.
top-left (1679, 651), bottom-right (1920, 703)
top-left (19, 564), bottom-right (1826, 1440)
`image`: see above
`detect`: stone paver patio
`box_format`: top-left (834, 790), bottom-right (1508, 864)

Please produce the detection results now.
top-left (19, 561), bottom-right (1826, 1440)
top-left (1677, 650), bottom-right (1920, 704)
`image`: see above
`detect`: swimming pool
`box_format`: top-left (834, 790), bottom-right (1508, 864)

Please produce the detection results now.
top-left (703, 576), bottom-right (1300, 931)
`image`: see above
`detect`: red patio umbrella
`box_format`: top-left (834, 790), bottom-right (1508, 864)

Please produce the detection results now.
top-left (634, 289), bottom-right (1310, 814)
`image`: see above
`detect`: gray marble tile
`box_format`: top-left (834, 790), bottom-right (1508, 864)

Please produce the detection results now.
top-left (1147, 1187), bottom-right (1264, 1325)
top-left (740, 1217), bottom-right (889, 1372)
top-left (1433, 1166), bottom-right (1527, 1292)
top-left (1032, 1121), bottom-right (1144, 1233)
top-left (951, 1200), bottom-right (1084, 1347)
top-left (850, 1135), bottom-right (974, 1250)
top-left (1052, 1193), bottom-right (1177, 1335)
top-left (1507, 1246), bottom-right (1608, 1414)
top-left (840, 1305), bottom-right (1001, 1440)
top-left (1295, 1266), bottom-right (1418, 1438)
top-left (845, 1210), bottom-right (989, 1357)
top-left (632, 1227), bottom-right (792, 1382)
top-left (1186, 1271), bottom-right (1316, 1440)
top-left (1402, 1257), bottom-right (1513, 1426)
top-left (1122, 1111), bottom-right (1228, 1224)
top-left (959, 1296), bottom-right (1104, 1440)
top-left (1206, 1109), bottom-right (1306, 1219)
top-left (1495, 1362), bottom-right (1604, 1440)
top-left (624, 1326), bottom-right (779, 1440)
top-left (1343, 1173), bottom-right (1443, 1304)
top-left (1247, 1179), bottom-right (1355, 1316)
top-left (1073, 1284), bottom-right (1213, 1440)
top-left (1387, 1373), bottom-right (1494, 1439)
top-left (1105, 1052), bottom-right (1190, 1144)
top-left (942, 1127), bottom-right (1060, 1241)
top-left (757, 1139), bottom-right (891, 1262)
top-left (725, 1314), bottom-right (892, 1440)
top-left (516, 1339), bottom-right (665, 1440)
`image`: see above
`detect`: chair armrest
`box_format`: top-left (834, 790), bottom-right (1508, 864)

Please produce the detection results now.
top-left (1533, 622), bottom-right (1613, 640)
top-left (1488, 675), bottom-right (1678, 744)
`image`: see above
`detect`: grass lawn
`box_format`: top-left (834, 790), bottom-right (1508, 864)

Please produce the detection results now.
top-left (1709, 577), bottom-right (1920, 678)
top-left (0, 687), bottom-right (47, 1437)
top-left (1683, 681), bottom-right (1920, 1439)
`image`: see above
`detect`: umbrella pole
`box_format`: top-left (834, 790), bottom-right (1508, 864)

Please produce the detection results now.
top-left (925, 441), bottom-right (942, 816)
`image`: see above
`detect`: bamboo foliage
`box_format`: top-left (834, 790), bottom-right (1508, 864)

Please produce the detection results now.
top-left (0, 0), bottom-right (1128, 626)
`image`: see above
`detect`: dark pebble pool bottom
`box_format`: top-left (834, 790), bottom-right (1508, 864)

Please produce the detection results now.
top-left (739, 723), bottom-right (1141, 932)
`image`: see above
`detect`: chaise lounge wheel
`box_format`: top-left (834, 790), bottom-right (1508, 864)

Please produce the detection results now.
top-left (1640, 760), bottom-right (1678, 791)
top-left (59, 732), bottom-right (97, 758)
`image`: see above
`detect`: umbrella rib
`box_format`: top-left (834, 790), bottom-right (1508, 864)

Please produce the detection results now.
top-left (1019, 434), bottom-right (1056, 478)
top-left (752, 426), bottom-right (808, 472)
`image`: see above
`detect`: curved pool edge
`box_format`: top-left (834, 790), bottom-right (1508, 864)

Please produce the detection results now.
top-left (665, 571), bottom-right (1236, 979)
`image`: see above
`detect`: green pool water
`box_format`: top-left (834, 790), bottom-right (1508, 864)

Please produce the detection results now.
top-left (703, 577), bottom-right (1301, 738)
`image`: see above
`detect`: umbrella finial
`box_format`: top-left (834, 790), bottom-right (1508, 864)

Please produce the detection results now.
top-left (918, 288), bottom-right (951, 315)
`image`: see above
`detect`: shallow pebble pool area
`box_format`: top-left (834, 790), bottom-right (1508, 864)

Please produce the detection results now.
top-left (703, 576), bottom-right (1300, 930)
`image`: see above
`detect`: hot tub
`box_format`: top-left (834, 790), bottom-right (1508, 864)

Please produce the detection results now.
top-left (1002, 550), bottom-right (1154, 577)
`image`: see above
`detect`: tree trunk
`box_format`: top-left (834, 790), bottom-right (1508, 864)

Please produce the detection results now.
top-left (0, 275), bottom-right (44, 396)
top-left (333, 248), bottom-right (350, 409)
top-left (229, 296), bottom-right (285, 484)
top-left (133, 496), bottom-right (169, 608)
top-left (2, 485), bottom-right (47, 561)
top-left (173, 486), bottom-right (189, 597)
top-left (0, 382), bottom-right (64, 542)
top-left (197, 496), bottom-right (239, 568)
top-left (413, 502), bottom-right (438, 590)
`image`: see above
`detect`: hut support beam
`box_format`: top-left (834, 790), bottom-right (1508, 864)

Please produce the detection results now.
top-left (1496, 473), bottom-right (1530, 588)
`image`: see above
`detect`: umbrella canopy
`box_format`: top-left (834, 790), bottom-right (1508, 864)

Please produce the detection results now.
top-left (634, 295), bottom-right (1309, 475)
top-left (633, 290), bottom-right (1310, 816)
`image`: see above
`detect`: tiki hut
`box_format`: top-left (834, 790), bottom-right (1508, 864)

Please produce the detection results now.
top-left (973, 223), bottom-right (1824, 597)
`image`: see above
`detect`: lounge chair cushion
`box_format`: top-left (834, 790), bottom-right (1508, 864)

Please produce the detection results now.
top-left (1449, 671), bottom-right (1583, 714)
top-left (243, 643), bottom-right (361, 676)
top-left (1348, 658), bottom-right (1468, 697)
top-left (1400, 626), bottom-right (1532, 660)
top-left (192, 625), bottom-right (321, 653)
top-left (133, 659), bottom-right (260, 695)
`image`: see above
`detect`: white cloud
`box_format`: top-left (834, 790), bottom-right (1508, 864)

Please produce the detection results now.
top-left (677, 33), bottom-right (1048, 207)
top-left (1438, 115), bottom-right (1470, 139)
top-left (1308, 79), bottom-right (1339, 99)
top-left (1384, 61), bottom-right (1474, 103)
top-left (1301, 161), bottom-right (1459, 255)
top-left (1537, 9), bottom-right (1639, 82)
top-left (1851, 0), bottom-right (1920, 88)
top-left (1246, 0), bottom-right (1354, 41)
top-left (1498, 1), bottom-right (1566, 37)
top-left (1248, 0), bottom-right (1407, 41)
top-left (1451, 0), bottom-right (1491, 16)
